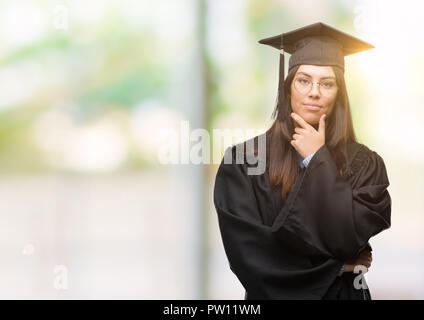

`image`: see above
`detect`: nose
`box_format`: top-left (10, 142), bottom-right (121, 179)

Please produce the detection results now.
top-left (308, 82), bottom-right (321, 97)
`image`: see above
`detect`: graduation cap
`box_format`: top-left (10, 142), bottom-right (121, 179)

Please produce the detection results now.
top-left (258, 22), bottom-right (374, 120)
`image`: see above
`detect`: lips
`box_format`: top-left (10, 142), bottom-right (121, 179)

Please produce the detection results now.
top-left (303, 103), bottom-right (322, 108)
top-left (303, 103), bottom-right (322, 111)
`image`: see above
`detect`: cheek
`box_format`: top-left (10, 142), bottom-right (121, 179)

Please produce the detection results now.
top-left (324, 95), bottom-right (337, 110)
top-left (290, 88), bottom-right (301, 110)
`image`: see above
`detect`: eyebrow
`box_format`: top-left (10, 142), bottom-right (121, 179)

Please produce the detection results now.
top-left (297, 72), bottom-right (336, 80)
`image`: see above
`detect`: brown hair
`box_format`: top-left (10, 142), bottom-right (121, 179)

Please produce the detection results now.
top-left (265, 65), bottom-right (357, 200)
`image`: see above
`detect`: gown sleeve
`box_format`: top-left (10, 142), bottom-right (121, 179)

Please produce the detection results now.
top-left (213, 146), bottom-right (344, 299)
top-left (271, 144), bottom-right (392, 262)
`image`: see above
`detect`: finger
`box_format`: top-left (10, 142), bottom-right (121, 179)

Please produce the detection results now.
top-left (364, 255), bottom-right (372, 262)
top-left (360, 256), bottom-right (372, 264)
top-left (358, 260), bottom-right (371, 268)
top-left (294, 127), bottom-right (308, 134)
top-left (356, 256), bottom-right (369, 263)
top-left (360, 252), bottom-right (371, 258)
top-left (361, 251), bottom-right (372, 257)
top-left (318, 114), bottom-right (326, 135)
top-left (293, 134), bottom-right (302, 140)
top-left (357, 262), bottom-right (370, 269)
top-left (291, 112), bottom-right (313, 130)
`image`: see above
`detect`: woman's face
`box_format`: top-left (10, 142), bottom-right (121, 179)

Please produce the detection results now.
top-left (290, 64), bottom-right (338, 128)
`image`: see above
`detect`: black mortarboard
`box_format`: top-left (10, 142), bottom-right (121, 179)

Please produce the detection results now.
top-left (258, 22), bottom-right (374, 120)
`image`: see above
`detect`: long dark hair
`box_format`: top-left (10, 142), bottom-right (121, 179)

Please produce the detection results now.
top-left (265, 65), bottom-right (357, 200)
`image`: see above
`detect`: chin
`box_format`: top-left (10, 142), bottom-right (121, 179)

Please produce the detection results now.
top-left (300, 112), bottom-right (320, 124)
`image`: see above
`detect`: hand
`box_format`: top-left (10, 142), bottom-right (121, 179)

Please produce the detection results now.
top-left (290, 112), bottom-right (326, 159)
top-left (343, 250), bottom-right (372, 273)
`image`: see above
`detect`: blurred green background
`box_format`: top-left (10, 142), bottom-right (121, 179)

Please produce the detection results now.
top-left (0, 0), bottom-right (422, 299)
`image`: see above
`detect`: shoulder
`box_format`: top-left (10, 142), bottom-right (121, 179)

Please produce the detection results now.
top-left (345, 142), bottom-right (388, 179)
top-left (347, 142), bottom-right (385, 164)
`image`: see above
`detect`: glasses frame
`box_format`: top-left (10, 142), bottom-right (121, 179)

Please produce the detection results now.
top-left (293, 76), bottom-right (338, 97)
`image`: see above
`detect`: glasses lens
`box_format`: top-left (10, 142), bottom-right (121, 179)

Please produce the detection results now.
top-left (294, 77), bottom-right (337, 97)
top-left (294, 78), bottom-right (311, 94)
top-left (320, 81), bottom-right (337, 96)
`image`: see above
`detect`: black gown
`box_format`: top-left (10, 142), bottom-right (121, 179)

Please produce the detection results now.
top-left (213, 134), bottom-right (391, 300)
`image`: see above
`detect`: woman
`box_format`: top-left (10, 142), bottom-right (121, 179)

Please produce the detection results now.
top-left (213, 22), bottom-right (391, 300)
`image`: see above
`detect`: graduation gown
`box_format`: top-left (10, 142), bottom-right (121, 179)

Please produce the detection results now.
top-left (213, 135), bottom-right (391, 299)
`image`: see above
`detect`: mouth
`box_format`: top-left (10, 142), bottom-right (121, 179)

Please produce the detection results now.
top-left (303, 103), bottom-right (322, 111)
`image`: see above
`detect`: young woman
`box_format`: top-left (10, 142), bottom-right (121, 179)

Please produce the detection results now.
top-left (213, 23), bottom-right (391, 300)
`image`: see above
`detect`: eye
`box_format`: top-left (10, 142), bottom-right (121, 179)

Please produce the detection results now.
top-left (297, 78), bottom-right (310, 85)
top-left (321, 81), bottom-right (335, 89)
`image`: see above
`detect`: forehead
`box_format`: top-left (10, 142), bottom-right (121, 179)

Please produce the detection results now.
top-left (296, 65), bottom-right (335, 78)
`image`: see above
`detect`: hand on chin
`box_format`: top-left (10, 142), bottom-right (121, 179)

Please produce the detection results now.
top-left (296, 113), bottom-right (319, 126)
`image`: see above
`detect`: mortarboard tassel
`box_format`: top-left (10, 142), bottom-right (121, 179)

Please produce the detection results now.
top-left (276, 33), bottom-right (285, 121)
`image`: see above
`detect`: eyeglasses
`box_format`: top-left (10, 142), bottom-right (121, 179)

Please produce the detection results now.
top-left (293, 76), bottom-right (338, 97)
